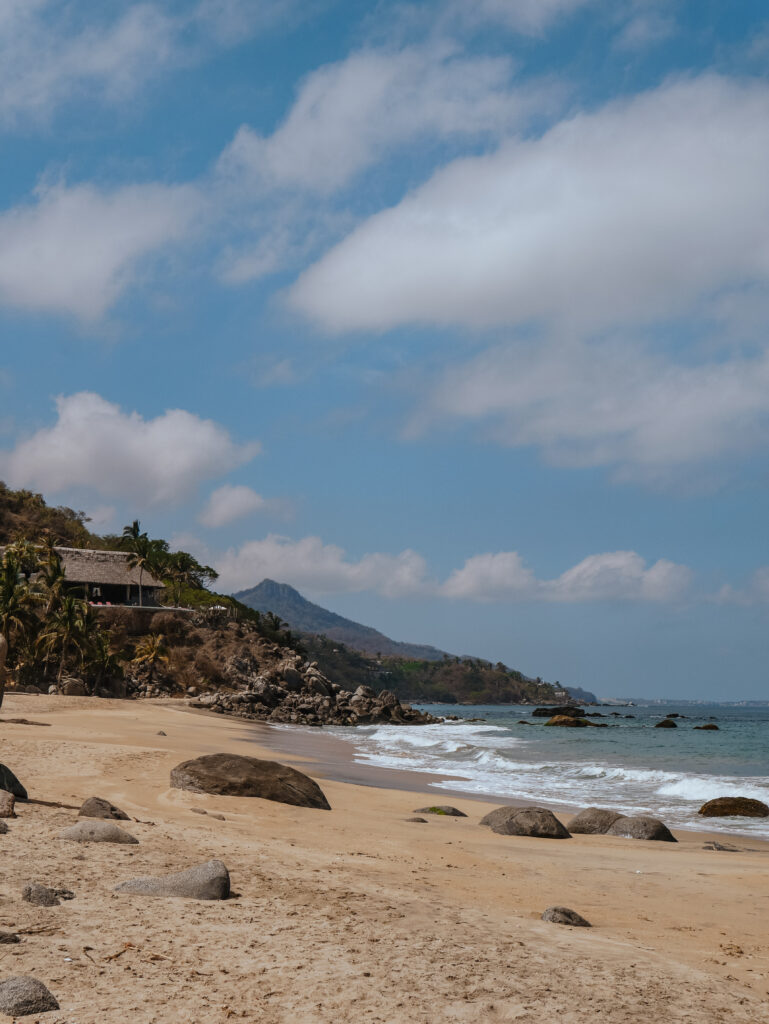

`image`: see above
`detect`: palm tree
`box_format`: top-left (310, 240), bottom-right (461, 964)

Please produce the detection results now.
top-left (163, 550), bottom-right (218, 606)
top-left (84, 628), bottom-right (124, 695)
top-left (132, 633), bottom-right (169, 685)
top-left (40, 596), bottom-right (92, 683)
top-left (121, 520), bottom-right (151, 606)
top-left (36, 544), bottom-right (67, 616)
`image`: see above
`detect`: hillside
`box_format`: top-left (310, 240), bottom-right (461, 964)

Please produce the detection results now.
top-left (234, 579), bottom-right (446, 660)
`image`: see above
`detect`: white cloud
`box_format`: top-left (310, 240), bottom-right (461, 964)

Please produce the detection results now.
top-left (212, 531), bottom-right (692, 604)
top-left (215, 534), bottom-right (431, 596)
top-left (0, 392), bottom-right (260, 508)
top-left (289, 75), bottom-right (769, 333)
top-left (0, 181), bottom-right (201, 321)
top-left (614, 11), bottom-right (675, 50)
top-left (218, 43), bottom-right (552, 196)
top-left (715, 568), bottom-right (769, 607)
top-left (447, 0), bottom-right (594, 35)
top-left (442, 549), bottom-right (691, 602)
top-left (199, 485), bottom-right (267, 527)
top-left (0, 0), bottom-right (298, 125)
top-left (414, 336), bottom-right (769, 479)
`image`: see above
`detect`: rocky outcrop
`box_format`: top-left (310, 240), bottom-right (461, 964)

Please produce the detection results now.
top-left (545, 715), bottom-right (589, 727)
top-left (0, 763), bottom-right (27, 799)
top-left (189, 660), bottom-right (439, 727)
top-left (606, 815), bottom-right (676, 842)
top-left (170, 753), bottom-right (331, 810)
top-left (78, 796), bottom-right (130, 820)
top-left (541, 906), bottom-right (591, 927)
top-left (654, 718), bottom-right (677, 728)
top-left (480, 806), bottom-right (571, 839)
top-left (532, 706), bottom-right (584, 718)
top-left (58, 821), bottom-right (139, 844)
top-left (0, 977), bottom-right (59, 1016)
top-left (568, 807), bottom-right (624, 834)
top-left (115, 859), bottom-right (230, 900)
top-left (698, 797), bottom-right (769, 818)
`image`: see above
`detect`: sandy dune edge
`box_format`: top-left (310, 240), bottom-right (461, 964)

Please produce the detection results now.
top-left (0, 694), bottom-right (766, 1023)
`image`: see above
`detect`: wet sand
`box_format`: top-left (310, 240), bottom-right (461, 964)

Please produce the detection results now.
top-left (1, 693), bottom-right (767, 1023)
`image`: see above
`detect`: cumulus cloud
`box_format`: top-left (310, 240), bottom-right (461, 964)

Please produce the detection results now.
top-left (214, 534), bottom-right (430, 596)
top-left (0, 392), bottom-right (260, 508)
top-left (442, 549), bottom-right (692, 602)
top-left (289, 75), bottom-right (769, 333)
top-left (0, 181), bottom-right (201, 321)
top-left (212, 531), bottom-right (692, 604)
top-left (219, 43), bottom-right (551, 197)
top-left (414, 337), bottom-right (769, 478)
top-left (199, 484), bottom-right (268, 528)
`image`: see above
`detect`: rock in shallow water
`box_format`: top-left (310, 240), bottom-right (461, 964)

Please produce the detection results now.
top-left (78, 796), bottom-right (129, 820)
top-left (481, 806), bottom-right (571, 839)
top-left (58, 820), bottom-right (138, 844)
top-left (0, 977), bottom-right (59, 1016)
top-left (115, 859), bottom-right (230, 900)
top-left (568, 807), bottom-right (624, 835)
top-left (170, 753), bottom-right (331, 810)
top-left (698, 797), bottom-right (769, 818)
top-left (542, 906), bottom-right (591, 927)
top-left (606, 815), bottom-right (676, 842)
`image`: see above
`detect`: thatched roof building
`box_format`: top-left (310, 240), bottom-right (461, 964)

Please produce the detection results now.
top-left (56, 548), bottom-right (164, 606)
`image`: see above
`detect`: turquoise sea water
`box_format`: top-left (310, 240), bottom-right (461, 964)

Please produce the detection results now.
top-left (329, 703), bottom-right (769, 838)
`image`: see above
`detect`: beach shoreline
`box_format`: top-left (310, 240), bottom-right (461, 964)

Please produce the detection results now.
top-left (1, 693), bottom-right (767, 1023)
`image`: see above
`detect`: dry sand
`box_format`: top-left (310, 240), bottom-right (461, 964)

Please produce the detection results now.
top-left (1, 693), bottom-right (767, 1023)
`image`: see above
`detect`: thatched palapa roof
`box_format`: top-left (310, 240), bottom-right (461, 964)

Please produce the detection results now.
top-left (56, 548), bottom-right (164, 589)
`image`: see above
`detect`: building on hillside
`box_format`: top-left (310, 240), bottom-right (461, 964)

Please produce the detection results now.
top-left (57, 548), bottom-right (164, 607)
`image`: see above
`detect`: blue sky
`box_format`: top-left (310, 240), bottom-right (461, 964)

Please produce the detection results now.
top-left (1, 0), bottom-right (768, 699)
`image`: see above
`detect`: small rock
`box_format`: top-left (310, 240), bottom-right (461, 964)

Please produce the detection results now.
top-left (58, 820), bottom-right (139, 844)
top-left (413, 806), bottom-right (467, 817)
top-left (405, 817), bottom-right (428, 823)
top-left (0, 819), bottom-right (8, 834)
top-left (606, 815), bottom-right (677, 842)
top-left (114, 858), bottom-right (230, 900)
top-left (654, 718), bottom-right (677, 728)
top-left (0, 763), bottom-right (27, 800)
top-left (0, 790), bottom-right (15, 817)
top-left (22, 883), bottom-right (74, 907)
top-left (78, 797), bottom-right (129, 821)
top-left (694, 723), bottom-right (719, 730)
top-left (191, 807), bottom-right (208, 815)
top-left (542, 906), bottom-right (591, 927)
top-left (209, 813), bottom-right (225, 821)
top-left (698, 797), bottom-right (769, 818)
top-left (0, 931), bottom-right (20, 943)
top-left (157, 730), bottom-right (167, 736)
top-left (0, 977), bottom-right (59, 1016)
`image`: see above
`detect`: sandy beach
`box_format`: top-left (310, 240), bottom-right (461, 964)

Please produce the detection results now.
top-left (1, 694), bottom-right (767, 1024)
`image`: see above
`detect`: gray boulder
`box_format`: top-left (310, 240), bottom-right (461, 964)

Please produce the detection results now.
top-left (606, 815), bottom-right (677, 842)
top-left (0, 820), bottom-right (7, 834)
top-left (170, 753), bottom-right (330, 810)
top-left (542, 906), bottom-right (591, 927)
top-left (406, 817), bottom-right (428, 823)
top-left (481, 806), bottom-right (571, 839)
top-left (0, 977), bottom-right (59, 1016)
top-left (0, 763), bottom-right (27, 799)
top-left (58, 820), bottom-right (138, 844)
top-left (114, 858), bottom-right (230, 900)
top-left (568, 807), bottom-right (624, 835)
top-left (413, 805), bottom-right (467, 817)
top-left (78, 796), bottom-right (129, 820)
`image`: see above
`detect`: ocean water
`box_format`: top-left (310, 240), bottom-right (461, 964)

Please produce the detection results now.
top-left (327, 703), bottom-right (769, 839)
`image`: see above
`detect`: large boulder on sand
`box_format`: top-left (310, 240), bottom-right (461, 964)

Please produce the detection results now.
top-left (568, 807), bottom-right (624, 834)
top-left (606, 815), bottom-right (677, 842)
top-left (0, 763), bottom-right (27, 800)
top-left (115, 859), bottom-right (230, 900)
top-left (698, 797), bottom-right (769, 818)
top-left (0, 977), bottom-right (59, 1016)
top-left (58, 820), bottom-right (139, 844)
top-left (542, 906), bottom-right (591, 927)
top-left (170, 753), bottom-right (331, 810)
top-left (78, 796), bottom-right (129, 820)
top-left (480, 806), bottom-right (571, 839)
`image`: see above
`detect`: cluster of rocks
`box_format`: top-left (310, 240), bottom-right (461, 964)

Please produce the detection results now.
top-left (190, 653), bottom-right (439, 727)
